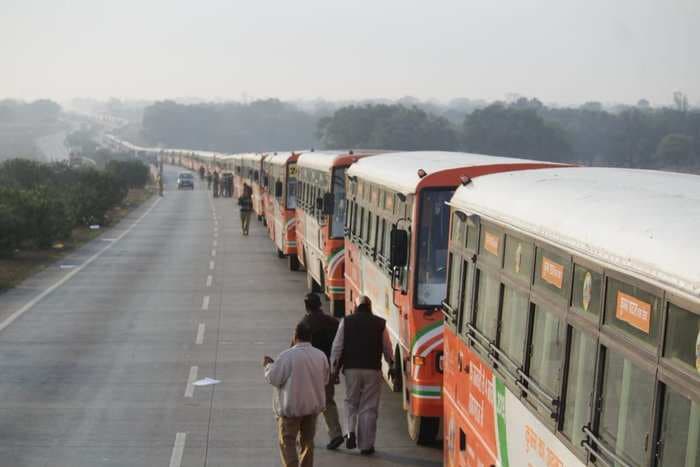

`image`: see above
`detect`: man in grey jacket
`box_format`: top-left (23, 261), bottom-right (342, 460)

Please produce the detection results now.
top-left (264, 322), bottom-right (329, 467)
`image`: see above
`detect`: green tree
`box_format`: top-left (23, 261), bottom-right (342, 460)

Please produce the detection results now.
top-left (655, 134), bottom-right (693, 166)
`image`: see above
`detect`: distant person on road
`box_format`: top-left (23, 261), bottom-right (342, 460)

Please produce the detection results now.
top-left (198, 166), bottom-right (205, 179)
top-left (300, 293), bottom-right (345, 450)
top-left (157, 174), bottom-right (164, 197)
top-left (213, 170), bottom-right (220, 197)
top-left (238, 184), bottom-right (253, 235)
top-left (264, 321), bottom-right (329, 467)
top-left (206, 170), bottom-right (212, 190)
top-left (330, 296), bottom-right (394, 456)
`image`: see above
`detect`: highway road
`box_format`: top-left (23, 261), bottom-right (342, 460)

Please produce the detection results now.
top-left (0, 165), bottom-right (441, 467)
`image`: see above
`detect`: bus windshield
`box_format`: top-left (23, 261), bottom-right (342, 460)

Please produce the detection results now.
top-left (415, 188), bottom-right (453, 307)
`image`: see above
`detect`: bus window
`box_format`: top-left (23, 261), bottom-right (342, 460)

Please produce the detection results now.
top-left (499, 286), bottom-right (529, 366)
top-left (605, 278), bottom-right (660, 346)
top-left (664, 303), bottom-right (700, 372)
top-left (451, 212), bottom-right (465, 246)
top-left (377, 219), bottom-right (386, 258)
top-left (572, 265), bottom-right (602, 317)
top-left (598, 348), bottom-right (654, 467)
top-left (445, 254), bottom-right (462, 325)
top-left (287, 177), bottom-right (297, 209)
top-left (383, 222), bottom-right (391, 258)
top-left (561, 328), bottom-right (596, 454)
top-left (504, 236), bottom-right (534, 282)
top-left (474, 269), bottom-right (500, 342)
top-left (528, 304), bottom-right (565, 403)
top-left (368, 214), bottom-right (376, 253)
top-left (415, 189), bottom-right (453, 307)
top-left (459, 262), bottom-right (473, 335)
top-left (658, 386), bottom-right (700, 467)
top-left (331, 168), bottom-right (346, 238)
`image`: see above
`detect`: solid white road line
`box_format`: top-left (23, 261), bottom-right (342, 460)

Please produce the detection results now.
top-left (209, 260), bottom-right (215, 270)
top-left (185, 366), bottom-right (198, 398)
top-left (0, 197), bottom-right (162, 334)
top-left (169, 432), bottom-right (187, 467)
top-left (206, 275), bottom-right (213, 288)
top-left (196, 323), bottom-right (205, 344)
top-left (211, 249), bottom-right (216, 257)
top-left (202, 296), bottom-right (210, 310)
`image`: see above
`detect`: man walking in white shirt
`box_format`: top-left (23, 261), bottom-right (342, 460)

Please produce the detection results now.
top-left (264, 322), bottom-right (329, 467)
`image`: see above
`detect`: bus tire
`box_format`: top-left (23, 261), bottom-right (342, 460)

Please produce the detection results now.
top-left (330, 299), bottom-right (345, 318)
top-left (390, 349), bottom-right (402, 393)
top-left (288, 254), bottom-right (300, 271)
top-left (277, 249), bottom-right (284, 259)
top-left (407, 411), bottom-right (439, 446)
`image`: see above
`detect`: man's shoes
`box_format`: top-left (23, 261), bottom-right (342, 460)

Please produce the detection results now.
top-left (326, 435), bottom-right (344, 450)
top-left (345, 432), bottom-right (356, 449)
top-left (360, 447), bottom-right (375, 455)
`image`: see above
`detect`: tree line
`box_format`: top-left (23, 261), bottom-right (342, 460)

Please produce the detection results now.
top-left (141, 96), bottom-right (698, 169)
top-left (0, 158), bottom-right (149, 256)
top-left (318, 98), bottom-right (700, 168)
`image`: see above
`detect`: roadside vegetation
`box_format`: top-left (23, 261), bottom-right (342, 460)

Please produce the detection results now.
top-left (0, 156), bottom-right (152, 290)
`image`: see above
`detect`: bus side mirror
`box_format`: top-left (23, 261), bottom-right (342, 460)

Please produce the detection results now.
top-left (322, 192), bottom-right (334, 215)
top-left (389, 229), bottom-right (408, 268)
top-left (275, 181), bottom-right (283, 197)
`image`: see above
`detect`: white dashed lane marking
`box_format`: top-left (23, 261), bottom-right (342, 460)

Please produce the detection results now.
top-left (202, 296), bottom-right (210, 310)
top-left (169, 432), bottom-right (187, 467)
top-left (209, 260), bottom-right (215, 270)
top-left (184, 366), bottom-right (198, 398)
top-left (196, 323), bottom-right (205, 345)
top-left (206, 275), bottom-right (212, 288)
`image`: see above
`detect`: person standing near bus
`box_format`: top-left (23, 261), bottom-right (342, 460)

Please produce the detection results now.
top-left (300, 293), bottom-right (345, 450)
top-left (330, 296), bottom-right (394, 455)
top-left (238, 184), bottom-right (253, 235)
top-left (212, 170), bottom-right (220, 197)
top-left (263, 322), bottom-right (329, 467)
top-left (206, 170), bottom-right (212, 190)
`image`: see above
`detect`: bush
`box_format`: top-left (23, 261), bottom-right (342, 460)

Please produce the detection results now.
top-left (0, 158), bottom-right (134, 255)
top-left (106, 159), bottom-right (149, 189)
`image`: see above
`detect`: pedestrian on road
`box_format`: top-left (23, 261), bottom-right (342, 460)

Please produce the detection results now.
top-left (330, 296), bottom-right (394, 456)
top-left (264, 321), bottom-right (329, 467)
top-left (198, 166), bottom-right (205, 180)
top-left (299, 293), bottom-right (344, 450)
top-left (207, 170), bottom-right (212, 190)
top-left (213, 170), bottom-right (220, 198)
top-left (238, 184), bottom-right (253, 235)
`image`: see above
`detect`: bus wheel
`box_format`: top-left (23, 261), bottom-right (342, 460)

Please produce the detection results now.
top-left (277, 249), bottom-right (284, 259)
top-left (288, 255), bottom-right (300, 271)
top-left (407, 411), bottom-right (440, 446)
top-left (330, 299), bottom-right (345, 318)
top-left (390, 349), bottom-right (402, 393)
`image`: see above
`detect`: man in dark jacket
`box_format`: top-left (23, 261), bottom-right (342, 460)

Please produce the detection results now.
top-left (238, 184), bottom-right (253, 235)
top-left (330, 296), bottom-right (394, 455)
top-left (300, 293), bottom-right (344, 450)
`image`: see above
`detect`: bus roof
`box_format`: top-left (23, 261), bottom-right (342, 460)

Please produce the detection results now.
top-left (240, 153), bottom-right (264, 162)
top-left (297, 150), bottom-right (386, 172)
top-left (266, 151), bottom-right (304, 166)
top-left (450, 167), bottom-right (700, 301)
top-left (347, 151), bottom-right (547, 195)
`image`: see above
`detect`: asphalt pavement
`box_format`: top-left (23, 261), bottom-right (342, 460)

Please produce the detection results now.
top-left (0, 165), bottom-right (441, 467)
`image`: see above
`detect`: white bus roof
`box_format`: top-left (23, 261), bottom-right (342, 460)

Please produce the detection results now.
top-left (347, 151), bottom-right (548, 195)
top-left (266, 151), bottom-right (303, 166)
top-left (296, 151), bottom-right (350, 171)
top-left (240, 153), bottom-right (264, 162)
top-left (450, 167), bottom-right (700, 301)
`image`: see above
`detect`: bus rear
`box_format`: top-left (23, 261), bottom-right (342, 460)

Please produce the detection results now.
top-left (267, 152), bottom-right (301, 270)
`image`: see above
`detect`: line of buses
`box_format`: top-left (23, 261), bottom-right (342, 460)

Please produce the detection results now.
top-left (110, 135), bottom-right (699, 467)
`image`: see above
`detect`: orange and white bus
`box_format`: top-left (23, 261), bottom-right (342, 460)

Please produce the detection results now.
top-left (344, 151), bottom-right (561, 444)
top-left (264, 151), bottom-right (302, 270)
top-left (442, 166), bottom-right (700, 467)
top-left (240, 153), bottom-right (266, 220)
top-left (295, 150), bottom-right (382, 317)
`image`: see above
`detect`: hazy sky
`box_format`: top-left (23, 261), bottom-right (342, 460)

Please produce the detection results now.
top-left (2, 0), bottom-right (698, 105)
